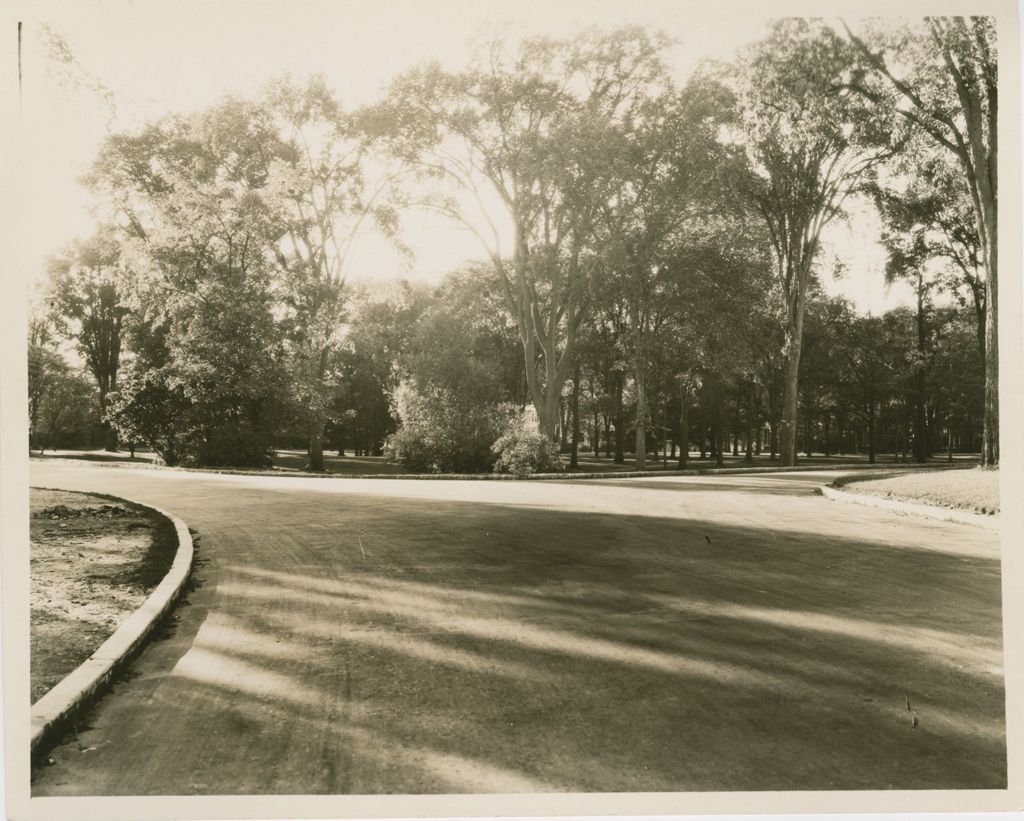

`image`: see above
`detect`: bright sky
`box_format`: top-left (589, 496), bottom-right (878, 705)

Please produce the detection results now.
top-left (17, 0), bottom-right (913, 314)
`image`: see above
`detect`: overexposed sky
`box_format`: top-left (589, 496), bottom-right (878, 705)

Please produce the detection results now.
top-left (17, 0), bottom-right (911, 313)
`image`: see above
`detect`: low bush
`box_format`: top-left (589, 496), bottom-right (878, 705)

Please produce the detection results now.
top-left (386, 381), bottom-right (514, 473)
top-left (491, 414), bottom-right (563, 478)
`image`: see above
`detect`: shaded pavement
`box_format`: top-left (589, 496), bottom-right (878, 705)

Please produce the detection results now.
top-left (29, 464), bottom-right (1005, 794)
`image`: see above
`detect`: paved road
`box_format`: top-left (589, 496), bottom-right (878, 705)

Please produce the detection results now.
top-left (30, 463), bottom-right (1005, 794)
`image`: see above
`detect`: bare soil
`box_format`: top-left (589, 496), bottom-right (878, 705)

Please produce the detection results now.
top-left (30, 488), bottom-right (178, 703)
top-left (848, 468), bottom-right (1000, 515)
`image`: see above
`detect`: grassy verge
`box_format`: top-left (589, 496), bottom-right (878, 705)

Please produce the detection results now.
top-left (841, 467), bottom-right (1000, 515)
top-left (32, 447), bottom-right (980, 479)
top-left (30, 488), bottom-right (178, 703)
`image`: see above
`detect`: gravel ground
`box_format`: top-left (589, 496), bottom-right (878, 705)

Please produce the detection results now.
top-left (847, 468), bottom-right (1000, 515)
top-left (30, 488), bottom-right (178, 703)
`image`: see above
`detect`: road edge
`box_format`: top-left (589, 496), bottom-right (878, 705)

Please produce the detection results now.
top-left (29, 493), bottom-right (195, 765)
top-left (29, 455), bottom-right (977, 482)
top-left (819, 483), bottom-right (999, 530)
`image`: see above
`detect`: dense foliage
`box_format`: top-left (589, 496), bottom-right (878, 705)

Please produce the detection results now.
top-left (492, 415), bottom-right (564, 478)
top-left (33, 20), bottom-right (999, 472)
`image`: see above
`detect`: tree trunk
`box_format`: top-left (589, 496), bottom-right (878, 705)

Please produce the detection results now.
top-left (634, 362), bottom-right (646, 469)
top-left (308, 433), bottom-right (325, 472)
top-left (744, 386), bottom-right (754, 465)
top-left (913, 281), bottom-right (929, 463)
top-left (982, 248), bottom-right (998, 465)
top-left (97, 386), bottom-right (119, 452)
top-left (867, 391), bottom-right (877, 464)
top-left (307, 348), bottom-right (329, 472)
top-left (804, 407), bottom-right (813, 459)
top-left (714, 395), bottom-right (725, 467)
top-left (975, 106), bottom-right (998, 467)
top-left (678, 383), bottom-right (689, 469)
top-left (570, 358), bottom-right (580, 470)
top-left (780, 338), bottom-right (802, 466)
top-left (613, 372), bottom-right (625, 464)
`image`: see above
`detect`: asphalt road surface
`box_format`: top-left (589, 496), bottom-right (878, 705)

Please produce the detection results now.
top-left (29, 462), bottom-right (1005, 794)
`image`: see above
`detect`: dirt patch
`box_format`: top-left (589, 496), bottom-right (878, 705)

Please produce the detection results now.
top-left (844, 468), bottom-right (1000, 515)
top-left (30, 488), bottom-right (178, 703)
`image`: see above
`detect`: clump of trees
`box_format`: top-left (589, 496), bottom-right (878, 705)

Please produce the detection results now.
top-left (34, 19), bottom-right (999, 473)
top-left (28, 314), bottom-right (99, 454)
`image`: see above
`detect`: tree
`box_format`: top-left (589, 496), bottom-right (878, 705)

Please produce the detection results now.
top-left (872, 178), bottom-right (949, 462)
top-left (27, 315), bottom-right (63, 453)
top-left (381, 28), bottom-right (669, 440)
top-left (871, 149), bottom-right (985, 360)
top-left (87, 95), bottom-right (294, 467)
top-left (329, 279), bottom-right (431, 456)
top-left (733, 19), bottom-right (893, 465)
top-left (106, 266), bottom-right (291, 468)
top-left (594, 72), bottom-right (734, 467)
top-left (672, 212), bottom-right (774, 466)
top-left (265, 76), bottom-right (407, 470)
top-left (842, 17), bottom-right (998, 465)
top-left (106, 364), bottom-right (190, 466)
top-left (36, 365), bottom-right (97, 453)
top-left (929, 305), bottom-right (985, 458)
top-left (834, 314), bottom-right (893, 463)
top-left (47, 227), bottom-right (130, 450)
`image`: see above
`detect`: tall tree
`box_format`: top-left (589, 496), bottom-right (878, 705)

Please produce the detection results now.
top-left (834, 314), bottom-right (894, 463)
top-left (595, 72), bottom-right (733, 467)
top-left (872, 175), bottom-right (950, 463)
top-left (87, 96), bottom-right (292, 467)
top-left (381, 28), bottom-right (668, 440)
top-left (733, 19), bottom-right (892, 465)
top-left (27, 314), bottom-right (62, 453)
top-left (264, 76), bottom-right (406, 470)
top-left (47, 228), bottom-right (130, 450)
top-left (842, 16), bottom-right (998, 465)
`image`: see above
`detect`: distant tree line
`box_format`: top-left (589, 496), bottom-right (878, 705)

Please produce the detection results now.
top-left (31, 18), bottom-right (998, 472)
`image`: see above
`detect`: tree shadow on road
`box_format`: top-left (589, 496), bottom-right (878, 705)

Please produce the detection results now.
top-left (32, 494), bottom-right (1005, 795)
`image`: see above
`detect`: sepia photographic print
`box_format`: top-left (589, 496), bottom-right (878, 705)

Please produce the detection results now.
top-left (2, 0), bottom-right (1022, 818)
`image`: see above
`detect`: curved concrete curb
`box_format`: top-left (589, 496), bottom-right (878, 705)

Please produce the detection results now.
top-left (29, 494), bottom-right (195, 764)
top-left (820, 484), bottom-right (999, 530)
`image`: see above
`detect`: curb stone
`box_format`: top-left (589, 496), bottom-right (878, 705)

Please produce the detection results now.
top-left (819, 483), bottom-right (999, 530)
top-left (29, 493), bottom-right (195, 765)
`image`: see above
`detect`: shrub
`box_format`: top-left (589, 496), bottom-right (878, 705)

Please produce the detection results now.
top-left (107, 364), bottom-right (281, 468)
top-left (106, 366), bottom-right (190, 466)
top-left (386, 381), bottom-right (514, 473)
top-left (491, 414), bottom-right (563, 478)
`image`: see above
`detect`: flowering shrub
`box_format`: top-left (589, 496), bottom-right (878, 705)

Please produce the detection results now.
top-left (491, 415), bottom-right (563, 478)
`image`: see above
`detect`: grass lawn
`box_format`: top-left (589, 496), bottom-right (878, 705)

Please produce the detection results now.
top-left (846, 468), bottom-right (1000, 515)
top-left (32, 447), bottom-right (981, 476)
top-left (30, 488), bottom-right (178, 702)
